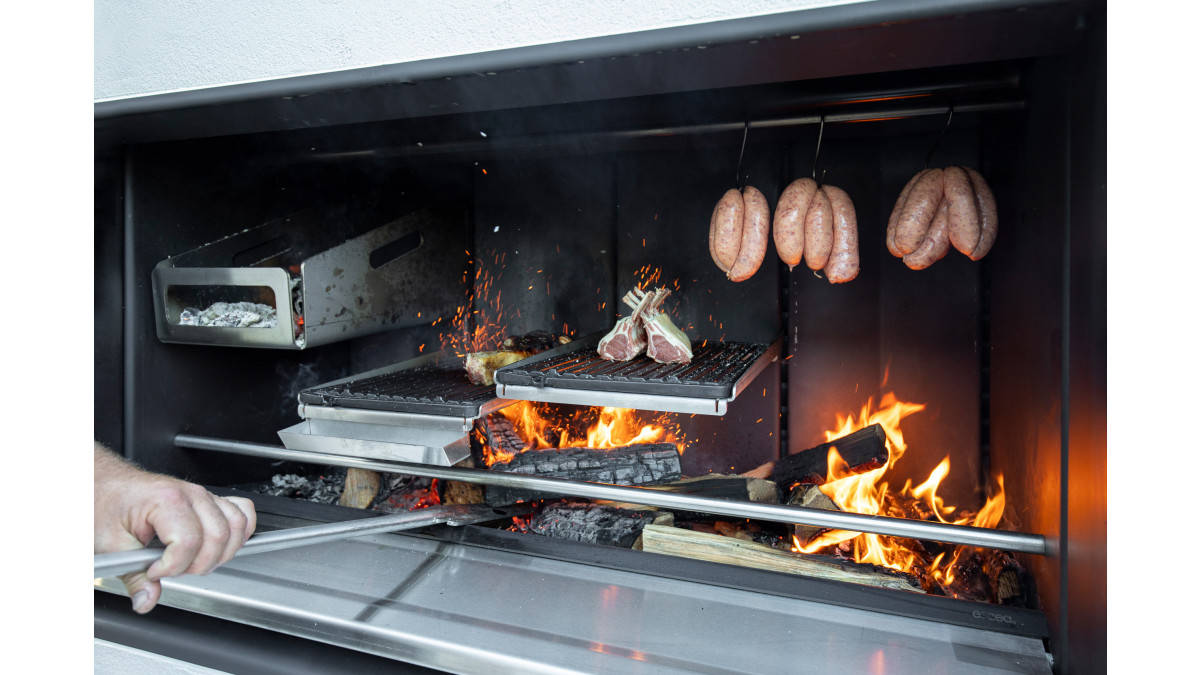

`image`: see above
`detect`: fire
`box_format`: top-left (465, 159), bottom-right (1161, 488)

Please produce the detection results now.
top-left (791, 393), bottom-right (1007, 589)
top-left (480, 401), bottom-right (685, 467)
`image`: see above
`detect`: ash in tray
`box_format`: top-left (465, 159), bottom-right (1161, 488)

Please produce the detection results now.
top-left (249, 472), bottom-right (345, 503)
top-left (179, 302), bottom-right (278, 328)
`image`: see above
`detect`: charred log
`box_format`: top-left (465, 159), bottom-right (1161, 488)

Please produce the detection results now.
top-left (529, 501), bottom-right (670, 549)
top-left (770, 424), bottom-right (889, 496)
top-left (484, 443), bottom-right (682, 506)
top-left (476, 412), bottom-right (531, 458)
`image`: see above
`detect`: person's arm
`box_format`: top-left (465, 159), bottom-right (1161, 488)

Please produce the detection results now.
top-left (94, 442), bottom-right (257, 613)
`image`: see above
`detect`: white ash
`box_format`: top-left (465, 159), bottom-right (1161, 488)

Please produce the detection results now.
top-left (179, 301), bottom-right (278, 328)
top-left (250, 472), bottom-right (345, 504)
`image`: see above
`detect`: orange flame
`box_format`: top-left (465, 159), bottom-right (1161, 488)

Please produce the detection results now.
top-left (481, 401), bottom-right (685, 467)
top-left (792, 393), bottom-right (1007, 589)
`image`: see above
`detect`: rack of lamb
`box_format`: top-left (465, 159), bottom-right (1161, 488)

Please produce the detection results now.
top-left (597, 288), bottom-right (655, 361)
top-left (596, 287), bottom-right (692, 364)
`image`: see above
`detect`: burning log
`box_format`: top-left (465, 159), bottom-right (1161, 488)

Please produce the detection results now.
top-left (770, 423), bottom-right (889, 496)
top-left (528, 501), bottom-right (672, 549)
top-left (484, 444), bottom-right (683, 506)
top-left (477, 411), bottom-right (530, 459)
top-left (338, 468), bottom-right (381, 509)
top-left (639, 524), bottom-right (924, 593)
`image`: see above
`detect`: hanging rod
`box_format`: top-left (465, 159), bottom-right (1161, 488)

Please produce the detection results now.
top-left (176, 434), bottom-right (1048, 556)
top-left (288, 98), bottom-right (1023, 164)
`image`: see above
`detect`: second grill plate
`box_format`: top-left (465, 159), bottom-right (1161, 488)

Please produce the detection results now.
top-left (493, 332), bottom-right (782, 415)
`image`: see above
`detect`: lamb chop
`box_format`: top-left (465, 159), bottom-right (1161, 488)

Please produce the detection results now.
top-left (597, 288), bottom-right (656, 361)
top-left (639, 287), bottom-right (693, 364)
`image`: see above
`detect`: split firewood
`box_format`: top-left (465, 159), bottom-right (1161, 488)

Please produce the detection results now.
top-left (770, 424), bottom-right (889, 497)
top-left (441, 456), bottom-right (486, 505)
top-left (338, 468), bottom-right (381, 509)
top-left (639, 524), bottom-right (924, 593)
top-left (590, 474), bottom-right (777, 518)
top-left (984, 549), bottom-right (1034, 608)
top-left (484, 443), bottom-right (683, 506)
top-left (648, 474), bottom-right (778, 503)
top-left (787, 483), bottom-right (842, 545)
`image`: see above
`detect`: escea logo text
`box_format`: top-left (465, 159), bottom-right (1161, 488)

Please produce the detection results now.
top-left (972, 610), bottom-right (1016, 624)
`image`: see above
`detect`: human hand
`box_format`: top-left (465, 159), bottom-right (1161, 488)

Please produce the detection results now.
top-left (94, 443), bottom-right (257, 613)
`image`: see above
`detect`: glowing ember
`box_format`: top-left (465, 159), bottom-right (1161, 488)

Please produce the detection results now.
top-left (791, 393), bottom-right (1007, 593)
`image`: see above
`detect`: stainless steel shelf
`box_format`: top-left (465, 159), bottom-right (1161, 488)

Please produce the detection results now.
top-left (95, 513), bottom-right (1051, 675)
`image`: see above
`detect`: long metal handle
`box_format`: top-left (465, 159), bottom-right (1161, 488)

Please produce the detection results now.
top-left (176, 434), bottom-right (1049, 555)
top-left (94, 503), bottom-right (523, 579)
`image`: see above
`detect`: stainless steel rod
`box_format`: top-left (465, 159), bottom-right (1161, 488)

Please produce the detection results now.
top-left (95, 503), bottom-right (520, 579)
top-left (177, 434), bottom-right (1047, 555)
top-left (303, 100), bottom-right (1024, 163)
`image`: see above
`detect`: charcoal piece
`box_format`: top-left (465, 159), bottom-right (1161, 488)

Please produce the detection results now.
top-left (771, 424), bottom-right (889, 496)
top-left (485, 443), bottom-right (682, 506)
top-left (529, 501), bottom-right (657, 548)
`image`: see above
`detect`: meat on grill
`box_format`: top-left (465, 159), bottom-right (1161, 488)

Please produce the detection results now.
top-left (597, 288), bottom-right (656, 361)
top-left (639, 288), bottom-right (693, 364)
top-left (466, 331), bottom-right (572, 385)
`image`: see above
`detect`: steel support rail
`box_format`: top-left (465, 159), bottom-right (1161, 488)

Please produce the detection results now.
top-left (176, 434), bottom-right (1047, 555)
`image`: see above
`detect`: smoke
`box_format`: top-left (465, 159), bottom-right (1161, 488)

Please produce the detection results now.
top-left (276, 359), bottom-right (329, 419)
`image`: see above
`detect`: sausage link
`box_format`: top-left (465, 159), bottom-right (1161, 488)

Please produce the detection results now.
top-left (903, 199), bottom-right (951, 270)
top-left (709, 188), bottom-right (744, 273)
top-left (943, 166), bottom-right (982, 256)
top-left (803, 187), bottom-right (834, 270)
top-left (727, 185), bottom-right (770, 282)
top-left (773, 178), bottom-right (816, 270)
top-left (964, 167), bottom-right (998, 260)
top-left (888, 170), bottom-right (928, 257)
top-left (894, 168), bottom-right (944, 255)
top-left (822, 185), bottom-right (859, 283)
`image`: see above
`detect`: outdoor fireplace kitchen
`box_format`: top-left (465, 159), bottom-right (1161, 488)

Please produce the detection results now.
top-left (94, 1), bottom-right (1105, 673)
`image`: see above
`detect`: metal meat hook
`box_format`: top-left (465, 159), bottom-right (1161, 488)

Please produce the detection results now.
top-left (924, 103), bottom-right (955, 169)
top-left (811, 115), bottom-right (826, 186)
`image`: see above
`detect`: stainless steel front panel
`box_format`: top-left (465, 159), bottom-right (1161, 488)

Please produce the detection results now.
top-left (96, 526), bottom-right (1050, 674)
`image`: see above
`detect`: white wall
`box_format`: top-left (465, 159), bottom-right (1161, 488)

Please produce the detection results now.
top-left (94, 0), bottom-right (863, 101)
